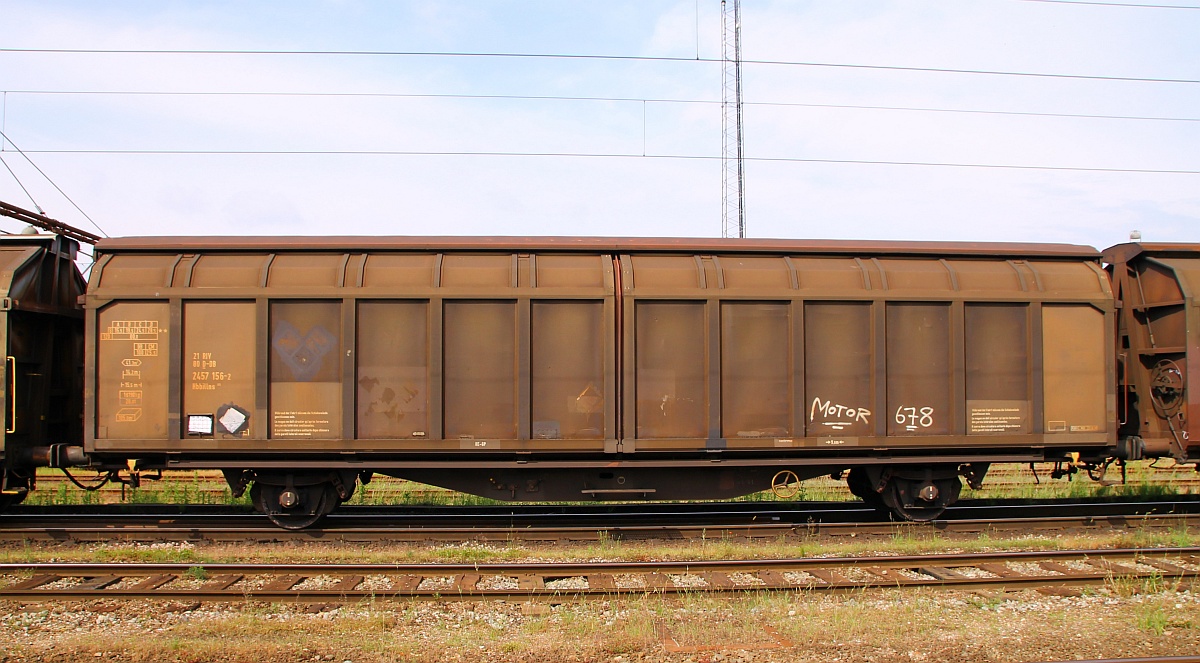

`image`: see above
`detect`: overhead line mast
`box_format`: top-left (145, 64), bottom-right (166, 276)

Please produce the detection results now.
top-left (721, 0), bottom-right (746, 239)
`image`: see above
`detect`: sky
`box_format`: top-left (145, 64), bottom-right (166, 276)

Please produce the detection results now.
top-left (0, 0), bottom-right (1197, 254)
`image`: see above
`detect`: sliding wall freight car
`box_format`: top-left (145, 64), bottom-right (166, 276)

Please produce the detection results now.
top-left (2, 234), bottom-right (1197, 528)
top-left (80, 236), bottom-right (1124, 527)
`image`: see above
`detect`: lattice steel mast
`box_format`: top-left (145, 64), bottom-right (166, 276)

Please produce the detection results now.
top-left (721, 0), bottom-right (745, 238)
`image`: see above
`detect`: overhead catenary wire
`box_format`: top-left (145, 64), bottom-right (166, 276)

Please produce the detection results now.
top-left (0, 130), bottom-right (107, 238)
top-left (4, 89), bottom-right (1197, 124)
top-left (1014, 0), bottom-right (1200, 8)
top-left (1, 48), bottom-right (1196, 85)
top-left (15, 148), bottom-right (1200, 175)
top-left (0, 153), bottom-right (45, 213)
top-left (2, 17), bottom-right (1194, 226)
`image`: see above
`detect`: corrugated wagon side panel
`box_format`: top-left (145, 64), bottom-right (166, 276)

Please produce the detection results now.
top-left (356, 301), bottom-right (429, 439)
top-left (964, 303), bottom-right (1032, 435)
top-left (95, 301), bottom-right (171, 440)
top-left (531, 301), bottom-right (606, 440)
top-left (443, 300), bottom-right (517, 440)
top-left (268, 301), bottom-right (344, 440)
top-left (886, 303), bottom-right (952, 436)
top-left (182, 302), bottom-right (257, 439)
top-left (1042, 305), bottom-right (1109, 435)
top-left (720, 302), bottom-right (791, 439)
top-left (634, 301), bottom-right (707, 440)
top-left (804, 302), bottom-right (874, 438)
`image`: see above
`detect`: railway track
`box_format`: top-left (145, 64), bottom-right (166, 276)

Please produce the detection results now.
top-left (2, 547), bottom-right (1197, 604)
top-left (1, 498), bottom-right (1197, 542)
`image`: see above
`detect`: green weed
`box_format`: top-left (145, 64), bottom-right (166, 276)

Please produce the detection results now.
top-left (184, 566), bottom-right (208, 581)
top-left (1137, 605), bottom-right (1169, 635)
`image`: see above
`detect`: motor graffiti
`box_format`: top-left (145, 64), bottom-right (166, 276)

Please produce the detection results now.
top-left (809, 397), bottom-right (871, 431)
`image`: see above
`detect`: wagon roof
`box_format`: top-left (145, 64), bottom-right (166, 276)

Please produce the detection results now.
top-left (98, 235), bottom-right (1100, 258)
top-left (1102, 242), bottom-right (1200, 263)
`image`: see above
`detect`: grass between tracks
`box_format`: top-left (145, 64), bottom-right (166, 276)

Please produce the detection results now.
top-left (1, 522), bottom-right (1197, 566)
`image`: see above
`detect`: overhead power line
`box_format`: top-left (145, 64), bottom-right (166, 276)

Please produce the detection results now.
top-left (1015, 0), bottom-right (1200, 8)
top-left (5, 89), bottom-right (1198, 123)
top-left (16, 148), bottom-right (1200, 175)
top-left (0, 154), bottom-right (44, 213)
top-left (0, 130), bottom-right (108, 238)
top-left (1, 48), bottom-right (1196, 85)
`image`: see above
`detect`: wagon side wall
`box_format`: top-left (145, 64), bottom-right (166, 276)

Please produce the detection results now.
top-left (84, 239), bottom-right (1115, 471)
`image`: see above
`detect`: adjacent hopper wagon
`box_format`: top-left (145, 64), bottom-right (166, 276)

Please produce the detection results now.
top-left (1106, 243), bottom-right (1200, 462)
top-left (0, 233), bottom-right (86, 507)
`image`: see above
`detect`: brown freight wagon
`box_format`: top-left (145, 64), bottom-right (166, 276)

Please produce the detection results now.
top-left (76, 236), bottom-right (1124, 527)
top-left (1106, 243), bottom-right (1200, 464)
top-left (0, 233), bottom-right (86, 508)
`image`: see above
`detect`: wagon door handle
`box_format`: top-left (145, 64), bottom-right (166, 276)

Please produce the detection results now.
top-left (5, 356), bottom-right (15, 434)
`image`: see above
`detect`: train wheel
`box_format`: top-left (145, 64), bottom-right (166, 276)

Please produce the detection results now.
top-left (846, 468), bottom-right (885, 508)
top-left (0, 490), bottom-right (28, 511)
top-left (881, 474), bottom-right (961, 522)
top-left (250, 480), bottom-right (339, 530)
top-left (1, 472), bottom-right (32, 510)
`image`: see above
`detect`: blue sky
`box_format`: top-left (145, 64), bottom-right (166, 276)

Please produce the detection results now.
top-left (0, 0), bottom-right (1197, 251)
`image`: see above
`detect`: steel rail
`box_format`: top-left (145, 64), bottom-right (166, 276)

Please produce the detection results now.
top-left (8, 495), bottom-right (1198, 520)
top-left (8, 546), bottom-right (1199, 574)
top-left (1, 547), bottom-right (1197, 603)
top-left (1, 511), bottom-right (1196, 543)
